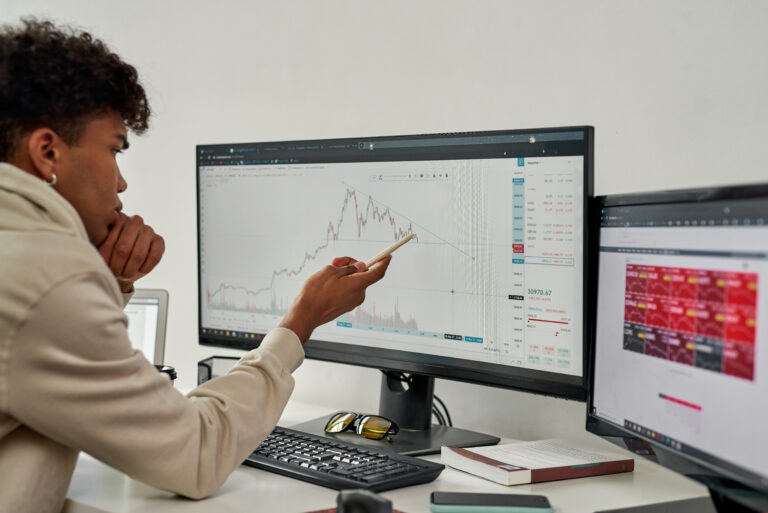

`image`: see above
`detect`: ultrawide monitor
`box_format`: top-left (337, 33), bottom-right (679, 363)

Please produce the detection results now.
top-left (197, 127), bottom-right (593, 454)
top-left (588, 185), bottom-right (768, 512)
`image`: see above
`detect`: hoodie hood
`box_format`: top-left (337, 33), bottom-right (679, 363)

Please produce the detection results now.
top-left (0, 162), bottom-right (89, 241)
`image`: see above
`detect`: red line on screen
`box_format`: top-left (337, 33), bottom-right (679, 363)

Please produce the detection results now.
top-left (661, 394), bottom-right (702, 411)
top-left (528, 318), bottom-right (569, 325)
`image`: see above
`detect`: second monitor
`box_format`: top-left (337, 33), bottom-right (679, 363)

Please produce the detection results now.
top-left (197, 127), bottom-right (594, 454)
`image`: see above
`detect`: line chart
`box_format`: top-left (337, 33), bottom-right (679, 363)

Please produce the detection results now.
top-left (205, 184), bottom-right (421, 310)
top-left (205, 177), bottom-right (483, 312)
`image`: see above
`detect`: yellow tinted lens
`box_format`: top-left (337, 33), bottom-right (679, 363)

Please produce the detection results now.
top-left (325, 412), bottom-right (356, 433)
top-left (357, 416), bottom-right (391, 439)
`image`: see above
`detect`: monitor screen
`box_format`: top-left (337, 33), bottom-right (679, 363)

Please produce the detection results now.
top-left (125, 289), bottom-right (168, 365)
top-left (197, 127), bottom-right (593, 452)
top-left (588, 185), bottom-right (768, 510)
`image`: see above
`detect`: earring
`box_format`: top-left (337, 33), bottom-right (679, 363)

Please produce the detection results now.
top-left (46, 173), bottom-right (57, 186)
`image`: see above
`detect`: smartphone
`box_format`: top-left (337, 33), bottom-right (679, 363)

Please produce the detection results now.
top-left (429, 492), bottom-right (553, 513)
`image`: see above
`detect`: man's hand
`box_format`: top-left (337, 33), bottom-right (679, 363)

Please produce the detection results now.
top-left (98, 213), bottom-right (165, 293)
top-left (279, 256), bottom-right (392, 343)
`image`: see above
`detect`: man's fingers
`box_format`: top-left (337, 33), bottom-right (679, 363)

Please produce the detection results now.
top-left (332, 256), bottom-right (369, 274)
top-left (332, 256), bottom-right (360, 267)
top-left (331, 254), bottom-right (390, 281)
top-left (138, 235), bottom-right (165, 274)
top-left (351, 255), bottom-right (391, 285)
top-left (96, 213), bottom-right (165, 291)
top-left (332, 256), bottom-right (350, 267)
top-left (98, 214), bottom-right (127, 261)
top-left (122, 226), bottom-right (154, 278)
top-left (109, 216), bottom-right (142, 277)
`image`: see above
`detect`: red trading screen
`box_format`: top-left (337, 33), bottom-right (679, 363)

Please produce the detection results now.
top-left (623, 264), bottom-right (757, 381)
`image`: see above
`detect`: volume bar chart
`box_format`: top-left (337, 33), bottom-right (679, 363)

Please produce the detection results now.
top-left (337, 301), bottom-right (419, 331)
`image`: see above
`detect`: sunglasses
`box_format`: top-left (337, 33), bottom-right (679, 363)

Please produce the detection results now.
top-left (324, 412), bottom-right (400, 441)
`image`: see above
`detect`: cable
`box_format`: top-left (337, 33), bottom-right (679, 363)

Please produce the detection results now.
top-left (383, 370), bottom-right (411, 386)
top-left (433, 395), bottom-right (452, 427)
top-left (431, 405), bottom-right (446, 426)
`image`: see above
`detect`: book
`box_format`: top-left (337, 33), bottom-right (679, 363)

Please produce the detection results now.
top-left (441, 439), bottom-right (634, 486)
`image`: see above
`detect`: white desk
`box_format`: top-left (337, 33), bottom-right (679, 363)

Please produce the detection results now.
top-left (64, 402), bottom-right (710, 513)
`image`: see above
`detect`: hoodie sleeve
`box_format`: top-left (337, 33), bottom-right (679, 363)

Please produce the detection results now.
top-left (6, 271), bottom-right (304, 499)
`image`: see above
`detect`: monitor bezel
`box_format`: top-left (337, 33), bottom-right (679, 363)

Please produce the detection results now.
top-left (128, 288), bottom-right (169, 366)
top-left (586, 183), bottom-right (768, 497)
top-left (197, 126), bottom-right (594, 402)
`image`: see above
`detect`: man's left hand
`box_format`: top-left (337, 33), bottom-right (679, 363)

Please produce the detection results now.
top-left (98, 213), bottom-right (165, 293)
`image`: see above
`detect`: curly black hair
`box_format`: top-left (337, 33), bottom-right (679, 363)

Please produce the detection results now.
top-left (0, 18), bottom-right (151, 161)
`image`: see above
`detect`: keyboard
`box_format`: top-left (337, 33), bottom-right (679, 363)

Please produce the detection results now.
top-left (244, 426), bottom-right (444, 491)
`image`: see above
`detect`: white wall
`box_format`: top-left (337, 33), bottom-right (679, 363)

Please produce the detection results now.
top-left (4, 0), bottom-right (767, 443)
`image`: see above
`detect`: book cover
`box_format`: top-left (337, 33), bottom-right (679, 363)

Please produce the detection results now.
top-left (441, 439), bottom-right (634, 486)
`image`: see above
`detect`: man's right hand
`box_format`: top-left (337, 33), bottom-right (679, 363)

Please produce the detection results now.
top-left (278, 255), bottom-right (392, 343)
top-left (98, 213), bottom-right (165, 293)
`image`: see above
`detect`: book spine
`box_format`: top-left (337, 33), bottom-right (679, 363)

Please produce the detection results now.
top-left (530, 459), bottom-right (635, 483)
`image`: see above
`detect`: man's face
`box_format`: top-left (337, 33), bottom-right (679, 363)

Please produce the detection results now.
top-left (56, 111), bottom-right (128, 245)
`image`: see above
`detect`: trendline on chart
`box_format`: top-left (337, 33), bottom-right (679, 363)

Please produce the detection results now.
top-left (206, 185), bottom-right (420, 312)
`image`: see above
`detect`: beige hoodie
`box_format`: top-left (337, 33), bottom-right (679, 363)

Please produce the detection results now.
top-left (0, 163), bottom-right (304, 513)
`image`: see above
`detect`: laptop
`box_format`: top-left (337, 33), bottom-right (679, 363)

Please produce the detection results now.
top-left (124, 288), bottom-right (169, 365)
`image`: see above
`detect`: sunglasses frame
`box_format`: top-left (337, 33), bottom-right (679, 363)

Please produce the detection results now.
top-left (324, 411), bottom-right (400, 441)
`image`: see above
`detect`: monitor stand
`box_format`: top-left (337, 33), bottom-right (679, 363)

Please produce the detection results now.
top-left (290, 372), bottom-right (500, 456)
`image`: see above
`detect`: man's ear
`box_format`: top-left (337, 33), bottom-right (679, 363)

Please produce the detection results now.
top-left (24, 128), bottom-right (68, 183)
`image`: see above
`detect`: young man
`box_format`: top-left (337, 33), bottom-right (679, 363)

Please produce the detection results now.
top-left (0, 19), bottom-right (390, 513)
